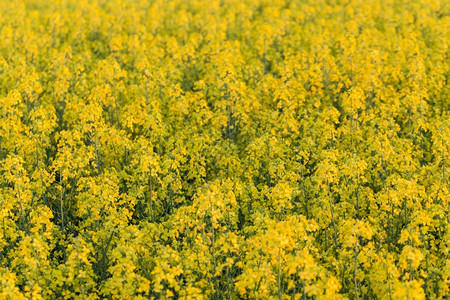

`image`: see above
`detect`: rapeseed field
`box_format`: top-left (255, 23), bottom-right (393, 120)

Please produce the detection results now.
top-left (0, 0), bottom-right (448, 299)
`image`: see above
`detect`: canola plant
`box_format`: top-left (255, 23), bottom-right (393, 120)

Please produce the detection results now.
top-left (0, 0), bottom-right (448, 299)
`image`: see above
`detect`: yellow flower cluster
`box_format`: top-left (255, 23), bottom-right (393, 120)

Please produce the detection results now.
top-left (0, 0), bottom-right (448, 299)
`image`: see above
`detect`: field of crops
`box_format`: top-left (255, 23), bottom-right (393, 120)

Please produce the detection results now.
top-left (0, 0), bottom-right (448, 299)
